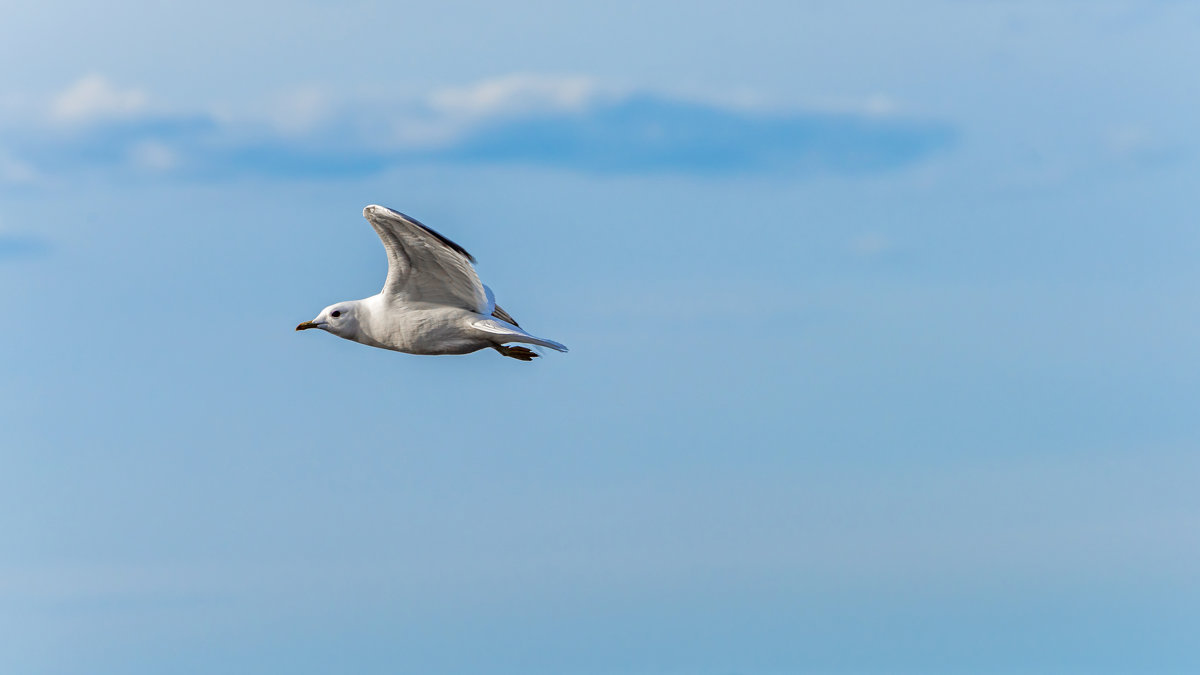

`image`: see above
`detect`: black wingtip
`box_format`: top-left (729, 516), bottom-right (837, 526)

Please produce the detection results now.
top-left (382, 206), bottom-right (476, 263)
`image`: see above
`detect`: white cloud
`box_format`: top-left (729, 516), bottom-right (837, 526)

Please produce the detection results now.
top-left (803, 93), bottom-right (904, 118)
top-left (264, 85), bottom-right (334, 135)
top-left (1103, 124), bottom-right (1181, 165)
top-left (428, 73), bottom-right (607, 118)
top-left (390, 74), bottom-right (616, 149)
top-left (663, 89), bottom-right (906, 117)
top-left (128, 140), bottom-right (178, 171)
top-left (861, 93), bottom-right (899, 117)
top-left (10, 73), bottom-right (953, 179)
top-left (51, 74), bottom-right (149, 124)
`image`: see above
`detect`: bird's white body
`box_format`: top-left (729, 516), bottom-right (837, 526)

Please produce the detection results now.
top-left (297, 205), bottom-right (567, 361)
top-left (345, 298), bottom-right (507, 355)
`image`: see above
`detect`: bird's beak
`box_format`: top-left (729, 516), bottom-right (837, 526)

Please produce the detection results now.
top-left (295, 321), bottom-right (320, 331)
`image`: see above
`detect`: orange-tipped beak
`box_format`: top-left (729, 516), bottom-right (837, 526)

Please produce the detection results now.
top-left (295, 321), bottom-right (320, 331)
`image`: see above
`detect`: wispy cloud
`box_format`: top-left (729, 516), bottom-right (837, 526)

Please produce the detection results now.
top-left (49, 74), bottom-right (150, 125)
top-left (7, 74), bottom-right (955, 182)
top-left (1103, 124), bottom-right (1185, 167)
top-left (429, 94), bottom-right (952, 173)
top-left (429, 73), bottom-right (607, 118)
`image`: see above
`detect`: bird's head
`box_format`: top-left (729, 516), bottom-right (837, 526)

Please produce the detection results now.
top-left (296, 301), bottom-right (361, 339)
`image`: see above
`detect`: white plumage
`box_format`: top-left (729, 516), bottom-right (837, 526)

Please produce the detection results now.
top-left (296, 205), bottom-right (567, 361)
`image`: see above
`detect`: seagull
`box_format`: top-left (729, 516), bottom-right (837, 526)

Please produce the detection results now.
top-left (296, 205), bottom-right (567, 361)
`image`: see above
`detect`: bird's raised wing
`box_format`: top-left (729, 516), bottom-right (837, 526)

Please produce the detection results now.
top-left (362, 205), bottom-right (488, 312)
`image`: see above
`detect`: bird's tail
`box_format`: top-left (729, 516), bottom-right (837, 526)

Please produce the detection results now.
top-left (472, 319), bottom-right (569, 353)
top-left (513, 333), bottom-right (568, 352)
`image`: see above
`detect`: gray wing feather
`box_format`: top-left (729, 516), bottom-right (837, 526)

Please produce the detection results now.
top-left (363, 205), bottom-right (488, 312)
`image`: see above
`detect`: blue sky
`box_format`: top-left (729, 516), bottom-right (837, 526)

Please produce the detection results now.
top-left (2, 2), bottom-right (1199, 674)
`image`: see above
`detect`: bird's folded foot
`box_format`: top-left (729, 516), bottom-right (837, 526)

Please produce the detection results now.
top-left (494, 345), bottom-right (539, 361)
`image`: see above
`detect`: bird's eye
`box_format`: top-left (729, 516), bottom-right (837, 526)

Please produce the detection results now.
top-left (331, 310), bottom-right (341, 318)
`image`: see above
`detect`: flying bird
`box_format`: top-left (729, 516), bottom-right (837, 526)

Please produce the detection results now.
top-left (296, 205), bottom-right (567, 361)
